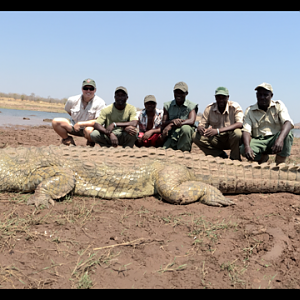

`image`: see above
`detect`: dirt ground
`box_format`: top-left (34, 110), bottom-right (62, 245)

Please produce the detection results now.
top-left (1, 125), bottom-right (300, 289)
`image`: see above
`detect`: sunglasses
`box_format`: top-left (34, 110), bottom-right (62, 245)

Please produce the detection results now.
top-left (83, 86), bottom-right (95, 91)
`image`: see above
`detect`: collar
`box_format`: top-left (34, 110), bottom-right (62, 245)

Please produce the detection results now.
top-left (212, 102), bottom-right (229, 114)
top-left (171, 99), bottom-right (188, 107)
top-left (250, 100), bottom-right (276, 111)
top-left (142, 108), bottom-right (161, 116)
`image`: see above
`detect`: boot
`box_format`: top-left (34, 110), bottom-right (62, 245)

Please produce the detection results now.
top-left (257, 154), bottom-right (269, 164)
top-left (219, 151), bottom-right (228, 159)
top-left (61, 136), bottom-right (76, 146)
top-left (275, 155), bottom-right (286, 165)
top-left (86, 140), bottom-right (95, 147)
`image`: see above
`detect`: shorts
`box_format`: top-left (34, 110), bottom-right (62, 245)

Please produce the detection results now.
top-left (67, 119), bottom-right (85, 137)
top-left (138, 132), bottom-right (162, 147)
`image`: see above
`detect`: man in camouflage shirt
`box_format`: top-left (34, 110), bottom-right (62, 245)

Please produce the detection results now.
top-left (161, 81), bottom-right (198, 152)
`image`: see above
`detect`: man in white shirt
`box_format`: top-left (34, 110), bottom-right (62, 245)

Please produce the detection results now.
top-left (52, 78), bottom-right (106, 146)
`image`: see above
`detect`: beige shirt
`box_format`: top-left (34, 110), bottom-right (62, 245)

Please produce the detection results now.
top-left (199, 101), bottom-right (244, 129)
top-left (242, 100), bottom-right (294, 138)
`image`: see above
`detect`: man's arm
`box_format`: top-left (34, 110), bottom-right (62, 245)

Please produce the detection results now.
top-left (73, 119), bottom-right (97, 131)
top-left (115, 120), bottom-right (138, 128)
top-left (94, 122), bottom-right (108, 135)
top-left (141, 127), bottom-right (162, 141)
top-left (180, 109), bottom-right (197, 126)
top-left (161, 108), bottom-right (173, 128)
top-left (162, 108), bottom-right (196, 128)
top-left (242, 131), bottom-right (255, 160)
top-left (203, 122), bottom-right (243, 137)
top-left (122, 106), bottom-right (139, 136)
top-left (271, 120), bottom-right (292, 154)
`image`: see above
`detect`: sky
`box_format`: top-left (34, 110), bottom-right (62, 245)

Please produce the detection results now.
top-left (0, 11), bottom-right (299, 121)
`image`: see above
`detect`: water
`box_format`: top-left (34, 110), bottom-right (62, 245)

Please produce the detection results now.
top-left (293, 128), bottom-right (300, 138)
top-left (0, 108), bottom-right (69, 126)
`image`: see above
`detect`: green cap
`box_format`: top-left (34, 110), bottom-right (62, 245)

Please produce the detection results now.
top-left (215, 86), bottom-right (229, 96)
top-left (115, 86), bottom-right (128, 95)
top-left (82, 78), bottom-right (96, 88)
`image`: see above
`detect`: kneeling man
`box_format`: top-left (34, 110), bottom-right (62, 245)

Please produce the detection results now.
top-left (240, 82), bottom-right (294, 165)
top-left (193, 86), bottom-right (243, 160)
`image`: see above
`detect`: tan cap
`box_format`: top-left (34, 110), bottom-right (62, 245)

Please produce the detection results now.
top-left (115, 86), bottom-right (128, 95)
top-left (144, 95), bottom-right (156, 104)
top-left (173, 81), bottom-right (188, 93)
top-left (255, 82), bottom-right (273, 93)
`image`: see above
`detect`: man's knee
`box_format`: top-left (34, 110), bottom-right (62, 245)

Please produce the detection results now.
top-left (83, 126), bottom-right (94, 139)
top-left (192, 131), bottom-right (206, 148)
top-left (121, 132), bottom-right (137, 147)
top-left (192, 131), bottom-right (199, 142)
top-left (90, 130), bottom-right (100, 142)
top-left (229, 128), bottom-right (242, 140)
top-left (52, 117), bottom-right (66, 127)
top-left (123, 131), bottom-right (137, 142)
top-left (180, 125), bottom-right (193, 135)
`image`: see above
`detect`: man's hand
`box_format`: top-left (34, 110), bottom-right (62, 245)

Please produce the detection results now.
top-left (244, 145), bottom-right (255, 160)
top-left (73, 123), bottom-right (81, 132)
top-left (197, 125), bottom-right (206, 136)
top-left (162, 124), bottom-right (173, 137)
top-left (142, 130), bottom-right (153, 141)
top-left (124, 125), bottom-right (138, 136)
top-left (271, 137), bottom-right (284, 154)
top-left (172, 119), bottom-right (182, 127)
top-left (203, 126), bottom-right (218, 137)
top-left (109, 132), bottom-right (118, 147)
top-left (105, 123), bottom-right (115, 135)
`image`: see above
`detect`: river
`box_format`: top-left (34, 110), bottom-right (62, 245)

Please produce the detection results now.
top-left (0, 108), bottom-right (69, 127)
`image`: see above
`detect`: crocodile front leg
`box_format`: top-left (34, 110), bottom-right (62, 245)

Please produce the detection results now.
top-left (155, 165), bottom-right (234, 206)
top-left (26, 167), bottom-right (76, 208)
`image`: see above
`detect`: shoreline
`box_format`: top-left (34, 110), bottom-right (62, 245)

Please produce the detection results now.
top-left (0, 97), bottom-right (65, 114)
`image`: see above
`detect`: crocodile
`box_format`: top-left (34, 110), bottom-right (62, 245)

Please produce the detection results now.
top-left (0, 145), bottom-right (299, 208)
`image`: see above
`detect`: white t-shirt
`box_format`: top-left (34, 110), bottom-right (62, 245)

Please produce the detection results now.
top-left (64, 94), bottom-right (106, 124)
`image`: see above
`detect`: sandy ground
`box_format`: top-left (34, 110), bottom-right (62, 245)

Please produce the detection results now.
top-left (1, 125), bottom-right (300, 289)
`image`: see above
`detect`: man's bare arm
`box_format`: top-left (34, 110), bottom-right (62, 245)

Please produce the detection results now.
top-left (272, 120), bottom-right (292, 154)
top-left (115, 120), bottom-right (138, 128)
top-left (242, 131), bottom-right (255, 160)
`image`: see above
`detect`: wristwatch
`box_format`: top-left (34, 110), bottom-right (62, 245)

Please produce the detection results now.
top-left (113, 122), bottom-right (117, 128)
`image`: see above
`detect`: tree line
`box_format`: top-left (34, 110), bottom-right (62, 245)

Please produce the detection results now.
top-left (0, 91), bottom-right (202, 116)
top-left (0, 92), bottom-right (68, 104)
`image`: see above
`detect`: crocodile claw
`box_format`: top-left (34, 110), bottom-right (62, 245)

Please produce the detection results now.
top-left (27, 194), bottom-right (55, 208)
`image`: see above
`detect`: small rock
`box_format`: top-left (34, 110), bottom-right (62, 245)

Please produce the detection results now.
top-left (23, 117), bottom-right (30, 120)
top-left (43, 118), bottom-right (53, 122)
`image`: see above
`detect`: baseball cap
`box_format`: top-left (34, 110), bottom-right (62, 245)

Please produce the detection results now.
top-left (144, 95), bottom-right (157, 104)
top-left (255, 82), bottom-right (273, 93)
top-left (82, 78), bottom-right (96, 88)
top-left (115, 86), bottom-right (128, 95)
top-left (215, 86), bottom-right (229, 96)
top-left (173, 81), bottom-right (188, 93)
